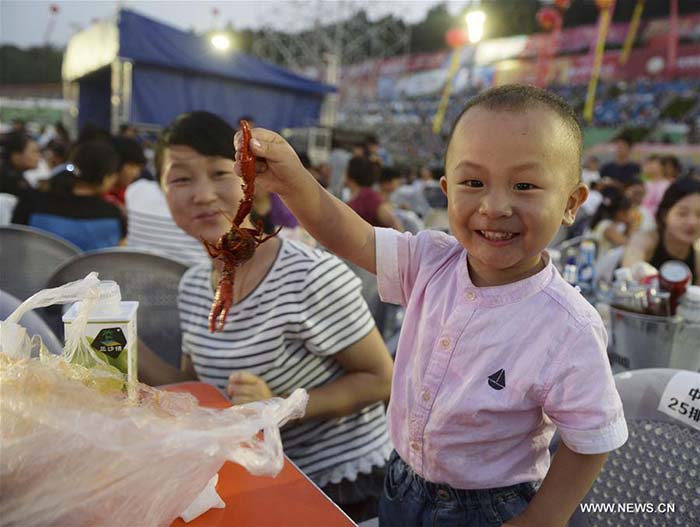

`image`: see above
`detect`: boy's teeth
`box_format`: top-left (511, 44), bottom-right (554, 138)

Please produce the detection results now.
top-left (481, 230), bottom-right (515, 241)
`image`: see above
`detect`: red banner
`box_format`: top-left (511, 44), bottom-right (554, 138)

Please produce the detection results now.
top-left (522, 21), bottom-right (631, 58)
top-left (406, 51), bottom-right (450, 72)
top-left (376, 56), bottom-right (409, 76)
top-left (642, 13), bottom-right (699, 40)
top-left (495, 43), bottom-right (700, 87)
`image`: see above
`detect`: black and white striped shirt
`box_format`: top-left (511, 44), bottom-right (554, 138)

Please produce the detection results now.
top-left (178, 239), bottom-right (392, 486)
top-left (125, 180), bottom-right (208, 266)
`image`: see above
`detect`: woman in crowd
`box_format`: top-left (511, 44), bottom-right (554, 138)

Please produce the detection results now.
top-left (623, 177), bottom-right (700, 283)
top-left (662, 155), bottom-right (683, 181)
top-left (43, 140), bottom-right (69, 176)
top-left (588, 186), bottom-right (633, 258)
top-left (104, 136), bottom-right (147, 207)
top-left (641, 155), bottom-right (670, 217)
top-left (0, 131), bottom-right (40, 196)
top-left (379, 166), bottom-right (424, 234)
top-left (345, 155), bottom-right (402, 229)
top-left (138, 111), bottom-right (393, 522)
top-left (12, 141), bottom-right (126, 251)
top-left (623, 177), bottom-right (655, 234)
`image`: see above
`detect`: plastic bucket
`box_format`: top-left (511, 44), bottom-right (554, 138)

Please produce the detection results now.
top-left (608, 307), bottom-right (682, 370)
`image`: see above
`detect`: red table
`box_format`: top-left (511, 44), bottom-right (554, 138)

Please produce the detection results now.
top-left (166, 382), bottom-right (356, 527)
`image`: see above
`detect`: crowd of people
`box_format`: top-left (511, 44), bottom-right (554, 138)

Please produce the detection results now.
top-left (337, 78), bottom-right (700, 168)
top-left (1, 82), bottom-right (699, 525)
top-left (1, 120), bottom-right (143, 251)
top-left (565, 134), bottom-right (700, 284)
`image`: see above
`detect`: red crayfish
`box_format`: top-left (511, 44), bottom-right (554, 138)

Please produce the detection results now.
top-left (203, 119), bottom-right (280, 333)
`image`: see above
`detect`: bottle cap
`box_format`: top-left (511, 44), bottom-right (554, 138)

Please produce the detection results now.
top-left (614, 267), bottom-right (633, 283)
top-left (660, 260), bottom-right (692, 284)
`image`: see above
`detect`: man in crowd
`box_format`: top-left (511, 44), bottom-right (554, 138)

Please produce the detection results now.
top-left (600, 136), bottom-right (641, 185)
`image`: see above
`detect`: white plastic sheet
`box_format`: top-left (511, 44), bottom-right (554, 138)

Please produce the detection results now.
top-left (0, 275), bottom-right (308, 526)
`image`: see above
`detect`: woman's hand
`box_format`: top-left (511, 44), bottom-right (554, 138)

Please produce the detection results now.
top-left (226, 371), bottom-right (273, 404)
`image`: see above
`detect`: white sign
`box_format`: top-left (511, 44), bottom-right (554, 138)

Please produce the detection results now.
top-left (657, 371), bottom-right (700, 431)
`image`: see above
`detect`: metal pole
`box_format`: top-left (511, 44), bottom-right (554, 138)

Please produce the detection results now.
top-left (468, 49), bottom-right (475, 92)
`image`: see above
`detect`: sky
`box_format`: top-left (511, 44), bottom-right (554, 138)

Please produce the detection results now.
top-left (0, 0), bottom-right (470, 48)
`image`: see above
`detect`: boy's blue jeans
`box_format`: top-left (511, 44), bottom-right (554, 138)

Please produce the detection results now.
top-left (379, 451), bottom-right (537, 527)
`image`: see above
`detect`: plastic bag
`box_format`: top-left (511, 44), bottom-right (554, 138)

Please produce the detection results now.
top-left (0, 272), bottom-right (100, 360)
top-left (179, 474), bottom-right (225, 523)
top-left (0, 277), bottom-right (309, 526)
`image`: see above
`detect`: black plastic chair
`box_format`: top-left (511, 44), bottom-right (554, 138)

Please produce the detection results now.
top-left (0, 288), bottom-right (64, 356)
top-left (0, 224), bottom-right (81, 301)
top-left (46, 248), bottom-right (188, 368)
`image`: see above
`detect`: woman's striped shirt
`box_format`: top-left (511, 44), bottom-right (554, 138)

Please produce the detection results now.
top-left (178, 239), bottom-right (392, 486)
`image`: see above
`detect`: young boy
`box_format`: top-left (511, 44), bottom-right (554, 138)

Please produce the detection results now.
top-left (234, 85), bottom-right (628, 526)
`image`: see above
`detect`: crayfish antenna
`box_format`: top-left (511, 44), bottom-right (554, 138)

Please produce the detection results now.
top-left (202, 238), bottom-right (219, 259)
top-left (219, 208), bottom-right (235, 223)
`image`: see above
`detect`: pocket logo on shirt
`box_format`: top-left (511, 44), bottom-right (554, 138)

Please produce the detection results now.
top-left (488, 369), bottom-right (506, 390)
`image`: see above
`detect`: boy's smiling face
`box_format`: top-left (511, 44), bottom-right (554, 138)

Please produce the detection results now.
top-left (442, 106), bottom-right (587, 287)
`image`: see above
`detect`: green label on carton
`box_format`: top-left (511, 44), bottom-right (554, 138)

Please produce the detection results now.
top-left (91, 327), bottom-right (127, 358)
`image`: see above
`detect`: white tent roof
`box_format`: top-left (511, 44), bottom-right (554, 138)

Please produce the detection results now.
top-left (62, 19), bottom-right (119, 82)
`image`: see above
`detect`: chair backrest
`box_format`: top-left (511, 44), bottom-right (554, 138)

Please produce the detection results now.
top-left (46, 248), bottom-right (188, 368)
top-left (0, 224), bottom-right (81, 301)
top-left (0, 288), bottom-right (64, 356)
top-left (569, 369), bottom-right (699, 527)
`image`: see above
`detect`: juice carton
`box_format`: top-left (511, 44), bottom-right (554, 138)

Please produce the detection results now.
top-left (63, 281), bottom-right (138, 391)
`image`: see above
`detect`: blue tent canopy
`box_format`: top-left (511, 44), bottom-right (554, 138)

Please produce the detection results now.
top-left (64, 9), bottom-right (334, 132)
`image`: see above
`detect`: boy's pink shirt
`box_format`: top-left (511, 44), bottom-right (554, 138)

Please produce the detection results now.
top-left (375, 228), bottom-right (628, 489)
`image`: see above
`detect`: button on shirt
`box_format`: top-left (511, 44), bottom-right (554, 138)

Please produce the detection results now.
top-left (375, 228), bottom-right (628, 489)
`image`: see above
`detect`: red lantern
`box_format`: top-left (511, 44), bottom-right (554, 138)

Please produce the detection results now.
top-left (445, 28), bottom-right (468, 48)
top-left (554, 0), bottom-right (570, 9)
top-left (595, 0), bottom-right (614, 9)
top-left (536, 7), bottom-right (561, 32)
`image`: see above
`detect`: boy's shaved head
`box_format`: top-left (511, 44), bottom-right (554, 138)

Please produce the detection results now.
top-left (445, 84), bottom-right (583, 185)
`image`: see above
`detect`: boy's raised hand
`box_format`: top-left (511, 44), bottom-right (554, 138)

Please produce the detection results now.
top-left (235, 126), bottom-right (377, 274)
top-left (234, 127), bottom-right (308, 196)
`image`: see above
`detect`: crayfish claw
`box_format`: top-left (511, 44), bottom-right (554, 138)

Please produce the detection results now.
top-left (209, 273), bottom-right (234, 333)
top-left (208, 300), bottom-right (232, 333)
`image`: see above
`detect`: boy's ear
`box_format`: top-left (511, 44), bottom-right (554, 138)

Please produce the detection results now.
top-left (562, 182), bottom-right (589, 226)
top-left (440, 176), bottom-right (448, 197)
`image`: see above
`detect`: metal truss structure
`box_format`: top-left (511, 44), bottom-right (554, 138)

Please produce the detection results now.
top-left (251, 0), bottom-right (411, 76)
top-left (250, 1), bottom-right (411, 138)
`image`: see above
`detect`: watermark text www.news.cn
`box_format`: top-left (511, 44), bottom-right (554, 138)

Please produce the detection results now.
top-left (580, 502), bottom-right (675, 514)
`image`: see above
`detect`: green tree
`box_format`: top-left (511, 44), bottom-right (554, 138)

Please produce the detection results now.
top-left (0, 45), bottom-right (63, 84)
top-left (410, 3), bottom-right (454, 53)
